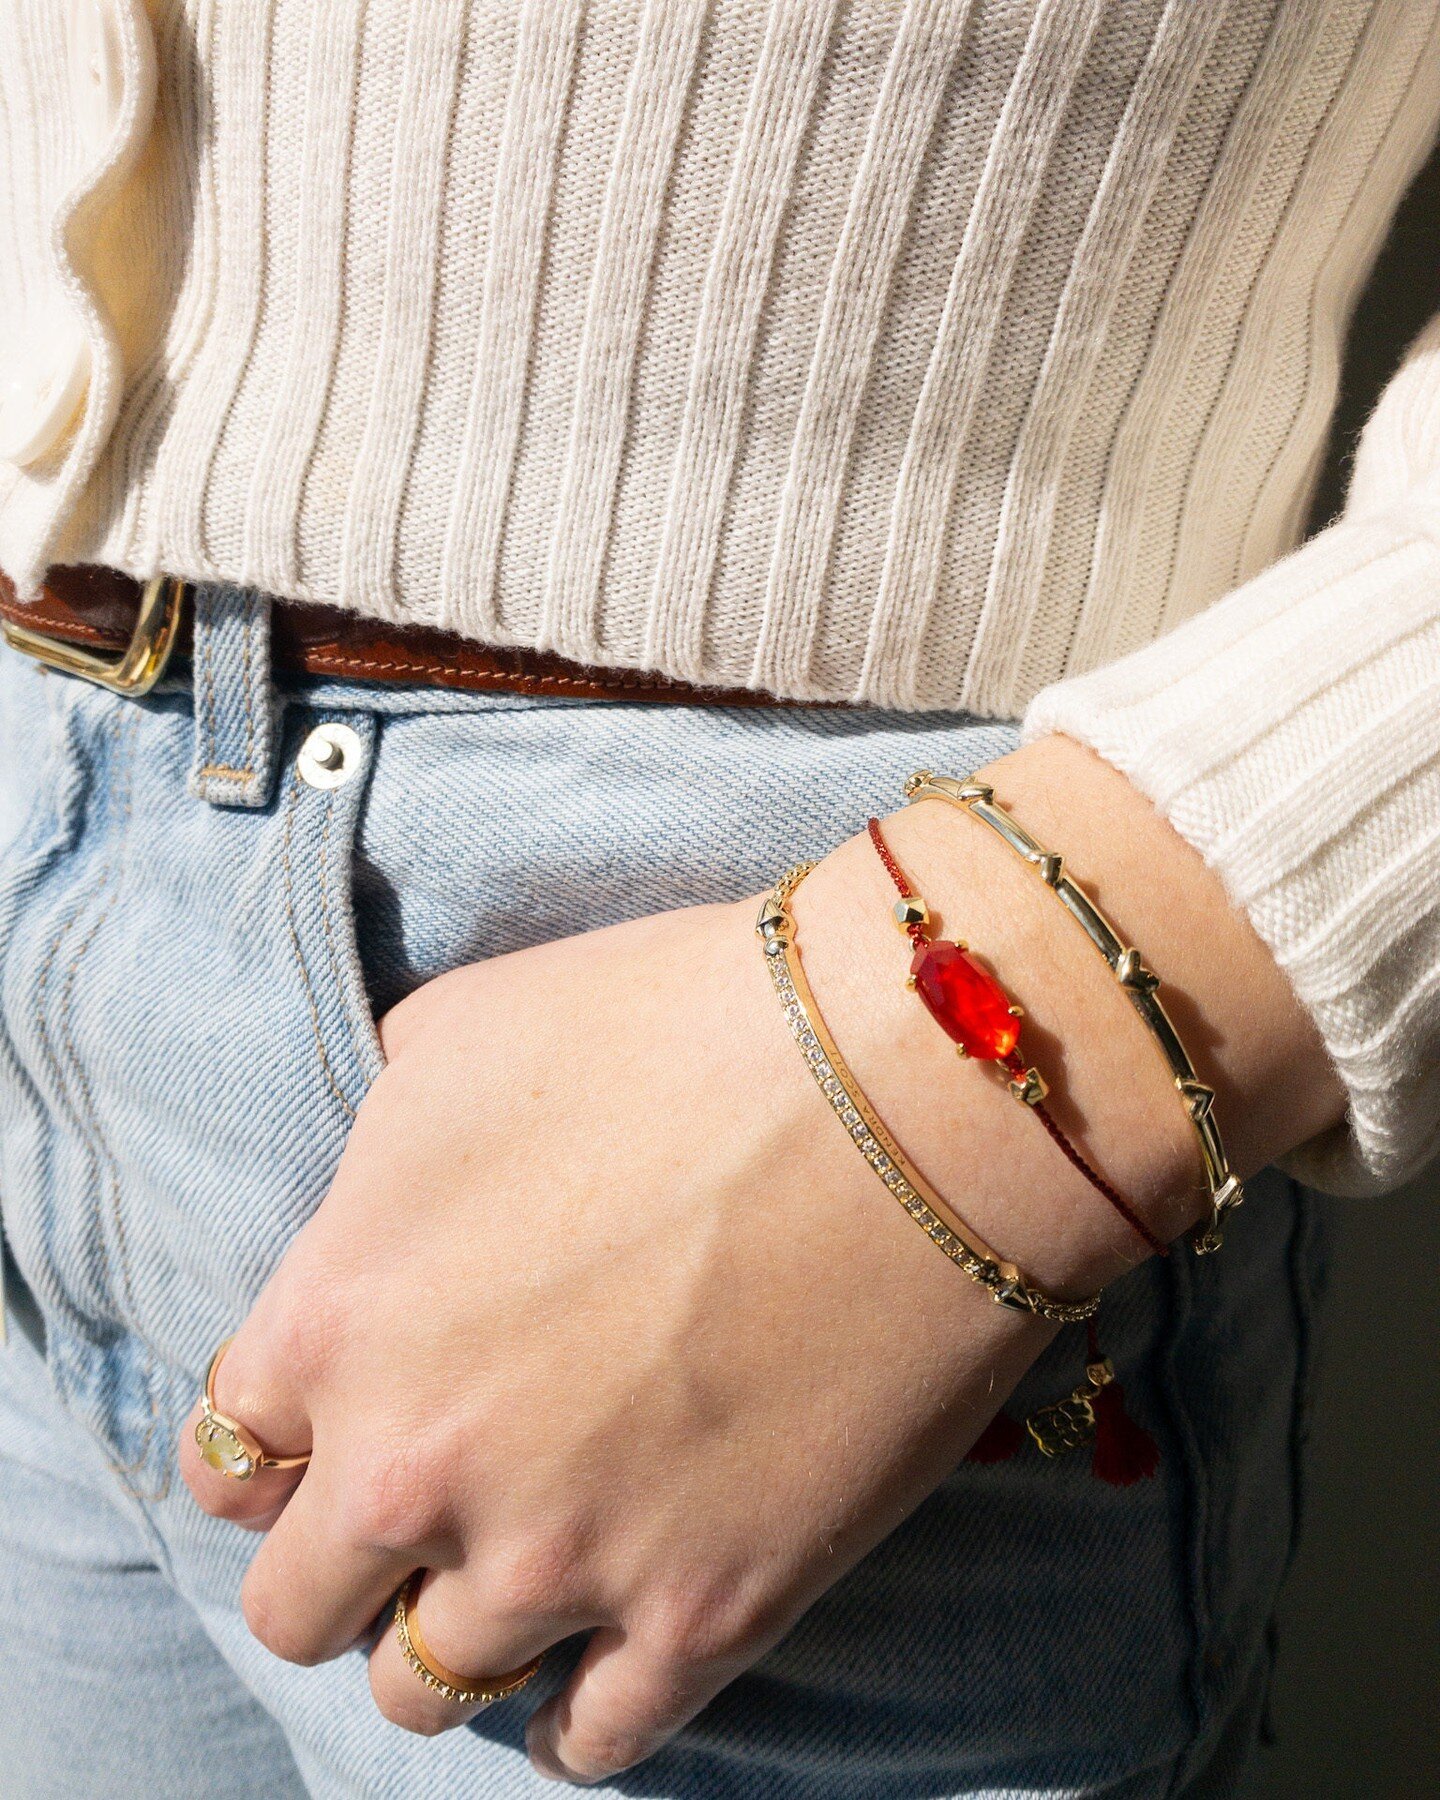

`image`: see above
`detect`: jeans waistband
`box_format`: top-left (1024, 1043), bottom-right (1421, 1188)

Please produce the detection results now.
top-left (0, 569), bottom-right (830, 723)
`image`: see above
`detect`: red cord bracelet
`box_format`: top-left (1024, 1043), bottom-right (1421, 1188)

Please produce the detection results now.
top-left (866, 816), bottom-right (1168, 1260)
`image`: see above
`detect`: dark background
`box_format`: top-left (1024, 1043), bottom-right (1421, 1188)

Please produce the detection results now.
top-left (1248, 136), bottom-right (1440, 1799)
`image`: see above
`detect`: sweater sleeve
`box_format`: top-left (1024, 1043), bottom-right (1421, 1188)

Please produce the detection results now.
top-left (1023, 316), bottom-right (1440, 1198)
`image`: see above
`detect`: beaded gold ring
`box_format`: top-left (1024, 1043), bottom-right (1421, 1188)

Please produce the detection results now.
top-left (393, 1572), bottom-right (545, 1708)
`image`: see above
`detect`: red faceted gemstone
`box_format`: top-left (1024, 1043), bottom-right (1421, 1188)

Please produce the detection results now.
top-left (909, 939), bottom-right (1020, 1060)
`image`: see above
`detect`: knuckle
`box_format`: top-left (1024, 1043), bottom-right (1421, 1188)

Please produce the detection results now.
top-left (646, 1585), bottom-right (747, 1669)
top-left (342, 1446), bottom-right (447, 1552)
top-left (567, 1734), bottom-right (645, 1781)
top-left (241, 1579), bottom-right (326, 1667)
top-left (370, 1675), bottom-right (451, 1737)
top-left (485, 1530), bottom-right (584, 1620)
top-left (259, 1278), bottom-right (345, 1390)
top-left (227, 1313), bottom-right (299, 1401)
top-left (644, 1578), bottom-right (779, 1672)
top-left (256, 1304), bottom-right (312, 1382)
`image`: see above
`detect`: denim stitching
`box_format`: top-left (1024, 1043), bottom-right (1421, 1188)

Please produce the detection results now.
top-left (240, 600), bottom-right (256, 777)
top-left (29, 709), bottom-right (169, 1497)
top-left (27, 902), bottom-right (169, 1488)
top-left (195, 597), bottom-right (258, 789)
top-left (0, 680), bottom-right (92, 1334)
top-left (55, 713), bottom-right (168, 1496)
top-left (29, 706), bottom-right (130, 1320)
top-left (27, 810), bottom-right (108, 1341)
top-left (280, 772), bottom-right (356, 1121)
top-left (59, 713), bottom-right (142, 1329)
top-left (198, 599), bottom-right (218, 775)
top-left (315, 796), bottom-right (366, 1107)
top-left (103, 1357), bottom-right (168, 1499)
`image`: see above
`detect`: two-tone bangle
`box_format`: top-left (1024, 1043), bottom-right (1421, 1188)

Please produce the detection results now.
top-left (902, 771), bottom-right (1244, 1254)
top-left (756, 863), bottom-right (1100, 1324)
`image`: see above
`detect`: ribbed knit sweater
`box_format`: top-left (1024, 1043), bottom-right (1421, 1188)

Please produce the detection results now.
top-left (2, 1), bottom-right (1439, 1195)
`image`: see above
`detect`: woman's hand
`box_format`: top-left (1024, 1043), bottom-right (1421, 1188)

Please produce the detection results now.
top-left (178, 735), bottom-right (1343, 1784)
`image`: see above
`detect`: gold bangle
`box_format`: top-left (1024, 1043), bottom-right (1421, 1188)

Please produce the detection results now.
top-left (757, 864), bottom-right (1100, 1324)
top-left (902, 771), bottom-right (1244, 1254)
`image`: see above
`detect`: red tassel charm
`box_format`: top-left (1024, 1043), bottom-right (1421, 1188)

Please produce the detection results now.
top-left (1084, 1321), bottom-right (1159, 1486)
top-left (1089, 1365), bottom-right (1160, 1487)
top-left (1017, 1321), bottom-right (1161, 1483)
top-left (966, 1410), bottom-right (1026, 1465)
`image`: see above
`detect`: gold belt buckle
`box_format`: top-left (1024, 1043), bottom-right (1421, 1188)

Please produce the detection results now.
top-left (2, 575), bottom-right (186, 697)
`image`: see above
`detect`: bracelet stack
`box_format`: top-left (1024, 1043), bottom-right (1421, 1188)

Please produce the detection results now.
top-left (757, 863), bottom-right (1100, 1324)
top-left (757, 767), bottom-right (1239, 1484)
top-left (901, 771), bottom-right (1244, 1254)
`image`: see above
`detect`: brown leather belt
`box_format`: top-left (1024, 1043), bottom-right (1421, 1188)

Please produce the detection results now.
top-left (0, 565), bottom-right (800, 707)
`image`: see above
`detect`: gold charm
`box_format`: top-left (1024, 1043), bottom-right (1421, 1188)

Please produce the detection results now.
top-left (1116, 947), bottom-right (1159, 992)
top-left (893, 895), bottom-right (929, 932)
top-left (1025, 1358), bottom-right (1114, 1457)
top-left (1006, 1064), bottom-right (1048, 1106)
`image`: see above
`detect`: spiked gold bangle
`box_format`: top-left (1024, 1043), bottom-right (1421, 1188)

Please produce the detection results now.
top-left (757, 864), bottom-right (1100, 1325)
top-left (903, 771), bottom-right (1244, 1254)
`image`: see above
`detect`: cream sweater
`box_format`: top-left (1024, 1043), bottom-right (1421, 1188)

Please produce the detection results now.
top-left (2, 1), bottom-right (1438, 1195)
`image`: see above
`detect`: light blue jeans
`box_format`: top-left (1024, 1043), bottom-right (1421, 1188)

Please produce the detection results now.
top-left (0, 588), bottom-right (1327, 1797)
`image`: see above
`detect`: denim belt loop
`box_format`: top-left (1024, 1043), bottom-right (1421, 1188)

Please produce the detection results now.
top-left (188, 584), bottom-right (279, 809)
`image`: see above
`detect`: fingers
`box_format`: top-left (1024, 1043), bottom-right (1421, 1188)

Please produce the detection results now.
top-left (367, 1567), bottom-right (582, 1737)
top-left (237, 1442), bottom-right (429, 1667)
top-left (525, 1626), bottom-right (732, 1786)
top-left (178, 1327), bottom-right (313, 1528)
top-left (178, 1397), bottom-right (302, 1530)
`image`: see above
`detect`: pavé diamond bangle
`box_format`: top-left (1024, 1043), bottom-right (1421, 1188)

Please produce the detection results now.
top-left (902, 771), bottom-right (1244, 1255)
top-left (756, 863), bottom-right (1100, 1325)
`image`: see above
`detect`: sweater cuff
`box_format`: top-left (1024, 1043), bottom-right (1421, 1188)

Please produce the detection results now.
top-left (1022, 506), bottom-right (1440, 1198)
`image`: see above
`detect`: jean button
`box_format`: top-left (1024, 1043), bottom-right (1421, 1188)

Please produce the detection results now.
top-left (297, 722), bottom-right (364, 789)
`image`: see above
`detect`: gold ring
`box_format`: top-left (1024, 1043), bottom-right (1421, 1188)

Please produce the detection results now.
top-left (194, 1334), bottom-right (312, 1480)
top-left (394, 1571), bottom-right (545, 1707)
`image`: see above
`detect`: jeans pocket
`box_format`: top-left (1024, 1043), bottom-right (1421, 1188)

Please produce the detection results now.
top-left (79, 702), bottom-right (395, 1382)
top-left (60, 700), bottom-right (392, 1369)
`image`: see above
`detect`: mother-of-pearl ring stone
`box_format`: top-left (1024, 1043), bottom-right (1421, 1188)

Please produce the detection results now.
top-left (195, 1334), bottom-right (312, 1480)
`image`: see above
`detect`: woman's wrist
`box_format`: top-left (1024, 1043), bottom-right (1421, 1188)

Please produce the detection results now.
top-left (979, 735), bottom-right (1347, 1171)
top-left (783, 733), bottom-right (1345, 1299)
